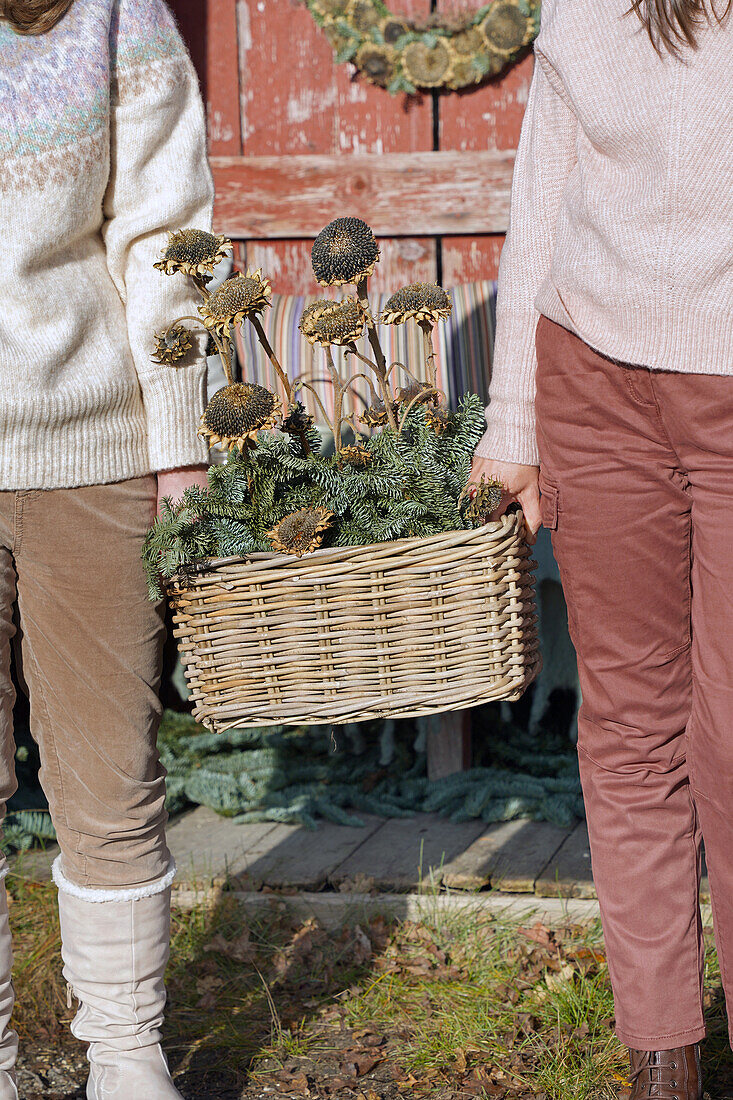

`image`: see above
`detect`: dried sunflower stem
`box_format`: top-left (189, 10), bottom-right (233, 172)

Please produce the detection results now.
top-left (419, 320), bottom-right (438, 390)
top-left (345, 370), bottom-right (383, 410)
top-left (347, 342), bottom-right (396, 424)
top-left (292, 379), bottom-right (333, 433)
top-left (325, 347), bottom-right (347, 452)
top-left (192, 276), bottom-right (212, 300)
top-left (354, 280), bottom-right (398, 431)
top-left (250, 315), bottom-right (292, 404)
top-left (166, 316), bottom-right (234, 385)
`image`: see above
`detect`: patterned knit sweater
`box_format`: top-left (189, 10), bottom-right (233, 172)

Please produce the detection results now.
top-left (0, 0), bottom-right (212, 489)
top-left (475, 0), bottom-right (733, 466)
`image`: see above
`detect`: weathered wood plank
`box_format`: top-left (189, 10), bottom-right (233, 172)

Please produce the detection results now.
top-left (330, 813), bottom-right (486, 891)
top-left (166, 804), bottom-right (279, 885)
top-left (535, 820), bottom-right (595, 899)
top-left (237, 0), bottom-right (432, 156)
top-left (212, 150), bottom-right (514, 240)
top-left (235, 0), bottom-right (437, 293)
top-left (426, 711), bottom-right (472, 781)
top-left (174, 888), bottom-right (608, 929)
top-left (442, 818), bottom-right (570, 893)
top-left (206, 0), bottom-right (242, 155)
top-left (437, 17), bottom-right (535, 284)
top-left (232, 814), bottom-right (384, 890)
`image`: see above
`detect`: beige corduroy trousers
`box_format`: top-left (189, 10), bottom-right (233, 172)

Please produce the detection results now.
top-left (0, 475), bottom-right (172, 890)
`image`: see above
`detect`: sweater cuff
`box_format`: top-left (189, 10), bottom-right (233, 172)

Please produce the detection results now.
top-left (474, 398), bottom-right (540, 466)
top-left (138, 363), bottom-right (210, 471)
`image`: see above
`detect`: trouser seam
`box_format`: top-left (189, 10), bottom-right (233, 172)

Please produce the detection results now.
top-left (10, 495), bottom-right (21, 559)
top-left (684, 781), bottom-right (705, 1031)
top-left (622, 367), bottom-right (657, 409)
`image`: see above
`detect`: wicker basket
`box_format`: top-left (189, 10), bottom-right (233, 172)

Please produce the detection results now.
top-left (168, 509), bottom-right (541, 733)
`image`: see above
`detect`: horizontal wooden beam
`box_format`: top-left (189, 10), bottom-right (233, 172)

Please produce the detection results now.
top-left (211, 150), bottom-right (515, 239)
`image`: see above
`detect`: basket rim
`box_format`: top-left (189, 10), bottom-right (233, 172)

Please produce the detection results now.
top-left (165, 507), bottom-right (527, 590)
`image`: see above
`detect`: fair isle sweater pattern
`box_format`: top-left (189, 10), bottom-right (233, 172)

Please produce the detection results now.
top-left (0, 0), bottom-right (185, 186)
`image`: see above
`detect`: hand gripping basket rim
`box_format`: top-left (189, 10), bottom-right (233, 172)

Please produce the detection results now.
top-left (167, 509), bottom-right (542, 733)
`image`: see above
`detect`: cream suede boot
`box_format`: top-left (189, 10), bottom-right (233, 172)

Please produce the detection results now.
top-left (0, 862), bottom-right (18, 1100)
top-left (52, 856), bottom-right (182, 1100)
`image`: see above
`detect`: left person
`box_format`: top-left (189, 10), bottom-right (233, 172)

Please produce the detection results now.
top-left (0, 0), bottom-right (212, 1095)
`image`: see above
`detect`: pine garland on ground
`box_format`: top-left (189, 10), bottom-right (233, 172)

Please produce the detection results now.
top-left (0, 704), bottom-right (583, 854)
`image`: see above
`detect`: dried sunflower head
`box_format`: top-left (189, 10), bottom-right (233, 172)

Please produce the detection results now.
top-left (381, 16), bottom-right (410, 44)
top-left (282, 401), bottom-right (315, 435)
top-left (359, 399), bottom-right (398, 428)
top-left (450, 26), bottom-right (484, 55)
top-left (268, 507), bottom-right (334, 557)
top-left (299, 296), bottom-right (365, 346)
top-left (381, 283), bottom-right (452, 325)
top-left (401, 39), bottom-right (453, 88)
top-left (466, 475), bottom-right (505, 522)
top-left (151, 325), bottom-right (193, 365)
top-left (298, 299), bottom-right (335, 335)
top-left (154, 229), bottom-right (232, 278)
top-left (447, 57), bottom-right (482, 90)
top-left (199, 271), bottom-right (272, 336)
top-left (337, 443), bottom-right (372, 468)
top-left (346, 0), bottom-right (380, 33)
top-left (479, 1), bottom-right (530, 54)
top-left (425, 406), bottom-right (455, 434)
top-left (395, 380), bottom-right (439, 407)
top-left (355, 42), bottom-right (395, 87)
top-left (311, 217), bottom-right (380, 287)
top-left (198, 383), bottom-right (282, 450)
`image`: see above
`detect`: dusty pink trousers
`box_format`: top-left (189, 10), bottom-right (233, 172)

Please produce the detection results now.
top-left (534, 313), bottom-right (733, 1050)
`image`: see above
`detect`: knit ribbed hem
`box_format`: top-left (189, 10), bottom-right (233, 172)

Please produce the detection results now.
top-left (536, 283), bottom-right (733, 376)
top-left (0, 380), bottom-right (152, 490)
top-left (52, 856), bottom-right (177, 902)
top-left (138, 362), bottom-right (210, 472)
top-left (474, 404), bottom-right (541, 466)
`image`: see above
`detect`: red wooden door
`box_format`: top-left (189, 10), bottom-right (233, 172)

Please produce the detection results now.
top-left (169, 0), bottom-right (534, 293)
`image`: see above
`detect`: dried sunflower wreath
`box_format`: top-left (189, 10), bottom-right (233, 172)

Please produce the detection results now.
top-left (142, 218), bottom-right (503, 598)
top-left (305, 0), bottom-right (540, 94)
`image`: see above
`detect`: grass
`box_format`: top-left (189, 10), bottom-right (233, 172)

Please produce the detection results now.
top-left (3, 858), bottom-right (732, 1099)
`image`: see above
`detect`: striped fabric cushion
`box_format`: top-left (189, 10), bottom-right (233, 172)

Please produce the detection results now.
top-left (234, 281), bottom-right (497, 424)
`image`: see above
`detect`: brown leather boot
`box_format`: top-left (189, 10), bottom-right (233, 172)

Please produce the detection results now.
top-left (627, 1045), bottom-right (702, 1099)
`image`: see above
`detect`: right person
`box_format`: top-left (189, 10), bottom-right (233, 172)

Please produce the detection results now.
top-left (471, 0), bottom-right (733, 1096)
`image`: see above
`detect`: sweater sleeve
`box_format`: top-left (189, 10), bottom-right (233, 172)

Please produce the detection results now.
top-left (473, 51), bottom-right (579, 466)
top-left (102, 0), bottom-right (214, 472)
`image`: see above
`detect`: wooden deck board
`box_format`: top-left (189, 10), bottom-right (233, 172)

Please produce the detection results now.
top-left (535, 821), bottom-right (595, 899)
top-left (232, 815), bottom-right (384, 890)
top-left (166, 805), bottom-right (279, 884)
top-left (330, 814), bottom-right (486, 892)
top-left (442, 818), bottom-right (570, 893)
top-left (8, 812), bottom-right (716, 910)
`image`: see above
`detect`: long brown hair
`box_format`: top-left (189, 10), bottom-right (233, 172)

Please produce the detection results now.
top-left (629, 0), bottom-right (732, 55)
top-left (0, 0), bottom-right (74, 34)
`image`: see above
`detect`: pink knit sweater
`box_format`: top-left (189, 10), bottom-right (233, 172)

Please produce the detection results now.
top-left (474, 0), bottom-right (733, 466)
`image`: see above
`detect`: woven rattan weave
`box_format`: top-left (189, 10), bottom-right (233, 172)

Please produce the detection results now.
top-left (168, 509), bottom-right (541, 732)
